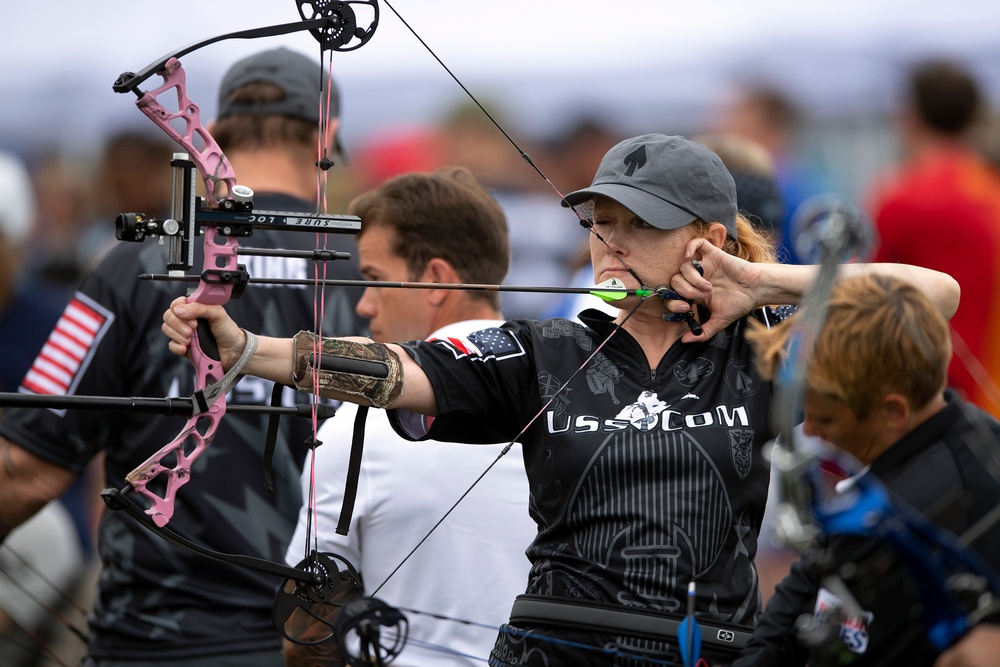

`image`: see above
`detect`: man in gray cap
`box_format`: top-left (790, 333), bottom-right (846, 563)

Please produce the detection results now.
top-left (0, 47), bottom-right (364, 666)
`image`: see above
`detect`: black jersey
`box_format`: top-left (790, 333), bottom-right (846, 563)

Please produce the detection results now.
top-left (734, 392), bottom-right (1000, 667)
top-left (0, 193), bottom-right (366, 661)
top-left (392, 308), bottom-right (787, 662)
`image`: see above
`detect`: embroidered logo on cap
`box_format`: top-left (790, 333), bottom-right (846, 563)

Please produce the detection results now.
top-left (623, 145), bottom-right (647, 176)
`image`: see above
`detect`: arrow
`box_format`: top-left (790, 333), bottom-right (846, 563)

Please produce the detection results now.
top-left (137, 273), bottom-right (655, 300)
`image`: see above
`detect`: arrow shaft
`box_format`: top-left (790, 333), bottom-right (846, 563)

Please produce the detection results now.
top-left (139, 273), bottom-right (650, 296)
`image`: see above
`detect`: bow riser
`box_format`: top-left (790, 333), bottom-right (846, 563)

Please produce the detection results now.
top-left (122, 167), bottom-right (239, 525)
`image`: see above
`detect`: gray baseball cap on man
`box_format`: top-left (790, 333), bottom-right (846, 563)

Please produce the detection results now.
top-left (217, 47), bottom-right (345, 157)
top-left (561, 134), bottom-right (738, 239)
top-left (218, 47), bottom-right (337, 122)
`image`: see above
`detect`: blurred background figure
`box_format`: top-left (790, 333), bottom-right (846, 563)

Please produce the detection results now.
top-left (437, 99), bottom-right (582, 319)
top-left (84, 129), bottom-right (176, 264)
top-left (23, 130), bottom-right (175, 300)
top-left (22, 153), bottom-right (94, 295)
top-left (868, 59), bottom-right (1000, 418)
top-left (696, 133), bottom-right (785, 243)
top-left (0, 151), bottom-right (65, 393)
top-left (545, 117), bottom-right (624, 195)
top-left (352, 128), bottom-right (447, 194)
top-left (716, 84), bottom-right (833, 263)
top-left (0, 149), bottom-right (88, 667)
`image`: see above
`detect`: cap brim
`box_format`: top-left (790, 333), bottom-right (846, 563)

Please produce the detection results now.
top-left (561, 183), bottom-right (697, 231)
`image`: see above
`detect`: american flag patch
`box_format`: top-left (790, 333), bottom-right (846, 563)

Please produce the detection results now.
top-left (21, 293), bottom-right (114, 397)
top-left (431, 327), bottom-right (524, 362)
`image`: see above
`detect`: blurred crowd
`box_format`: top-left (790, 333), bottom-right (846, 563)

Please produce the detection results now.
top-left (3, 53), bottom-right (1000, 666)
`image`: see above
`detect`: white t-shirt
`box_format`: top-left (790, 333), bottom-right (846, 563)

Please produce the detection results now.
top-left (285, 320), bottom-right (535, 666)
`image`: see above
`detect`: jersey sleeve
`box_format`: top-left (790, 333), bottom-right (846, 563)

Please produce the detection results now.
top-left (390, 322), bottom-right (541, 444)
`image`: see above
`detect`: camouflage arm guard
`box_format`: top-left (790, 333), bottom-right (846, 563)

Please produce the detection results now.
top-left (291, 331), bottom-right (404, 408)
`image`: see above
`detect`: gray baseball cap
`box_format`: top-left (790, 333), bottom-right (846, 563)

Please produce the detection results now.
top-left (562, 134), bottom-right (738, 239)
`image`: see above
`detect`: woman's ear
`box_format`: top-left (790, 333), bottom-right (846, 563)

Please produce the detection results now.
top-left (705, 222), bottom-right (728, 249)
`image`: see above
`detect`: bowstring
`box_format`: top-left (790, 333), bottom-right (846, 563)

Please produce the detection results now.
top-left (0, 543), bottom-right (90, 653)
top-left (304, 45), bottom-right (339, 564)
top-left (0, 612), bottom-right (75, 667)
top-left (950, 327), bottom-right (1000, 420)
top-left (0, 544), bottom-right (91, 665)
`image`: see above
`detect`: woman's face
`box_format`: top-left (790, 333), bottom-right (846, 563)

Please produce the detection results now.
top-left (588, 197), bottom-right (696, 294)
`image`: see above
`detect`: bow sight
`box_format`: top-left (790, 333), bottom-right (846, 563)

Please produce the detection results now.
top-left (115, 155), bottom-right (361, 290)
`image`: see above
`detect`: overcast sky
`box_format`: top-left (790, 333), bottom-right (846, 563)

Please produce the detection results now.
top-left (4, 0), bottom-right (997, 73)
top-left (3, 0), bottom-right (1000, 152)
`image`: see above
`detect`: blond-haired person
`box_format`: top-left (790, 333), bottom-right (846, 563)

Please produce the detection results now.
top-left (735, 274), bottom-right (1000, 667)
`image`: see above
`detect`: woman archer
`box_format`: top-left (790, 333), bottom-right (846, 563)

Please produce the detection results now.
top-left (163, 134), bottom-right (959, 665)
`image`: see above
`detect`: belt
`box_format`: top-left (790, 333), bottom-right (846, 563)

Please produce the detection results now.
top-left (509, 594), bottom-right (752, 651)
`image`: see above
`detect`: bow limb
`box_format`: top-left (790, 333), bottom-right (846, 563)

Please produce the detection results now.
top-left (769, 197), bottom-right (869, 550)
top-left (112, 15), bottom-right (376, 95)
top-left (104, 11), bottom-right (355, 541)
top-left (133, 58), bottom-right (236, 203)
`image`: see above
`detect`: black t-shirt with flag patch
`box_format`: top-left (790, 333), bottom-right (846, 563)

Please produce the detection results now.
top-left (0, 194), bottom-right (366, 661)
top-left (392, 307), bottom-right (791, 663)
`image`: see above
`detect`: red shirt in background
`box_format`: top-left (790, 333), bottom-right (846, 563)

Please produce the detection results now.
top-left (870, 147), bottom-right (1000, 417)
